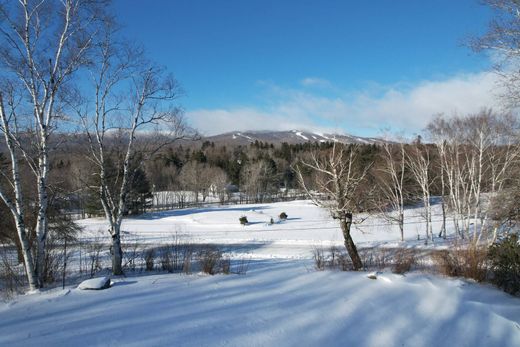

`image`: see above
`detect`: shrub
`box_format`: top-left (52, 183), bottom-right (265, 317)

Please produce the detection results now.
top-left (233, 257), bottom-right (251, 275)
top-left (239, 216), bottom-right (248, 225)
top-left (85, 239), bottom-right (103, 278)
top-left (144, 249), bottom-right (155, 271)
top-left (488, 233), bottom-right (520, 295)
top-left (312, 246), bottom-right (326, 270)
top-left (200, 246), bottom-right (222, 275)
top-left (392, 249), bottom-right (416, 274)
top-left (220, 255), bottom-right (231, 274)
top-left (0, 245), bottom-right (23, 298)
top-left (432, 245), bottom-right (487, 282)
top-left (279, 212), bottom-right (288, 220)
top-left (359, 247), bottom-right (389, 271)
top-left (160, 248), bottom-right (173, 273)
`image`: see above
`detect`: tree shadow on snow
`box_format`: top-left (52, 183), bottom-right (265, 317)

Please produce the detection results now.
top-left (136, 206), bottom-right (268, 220)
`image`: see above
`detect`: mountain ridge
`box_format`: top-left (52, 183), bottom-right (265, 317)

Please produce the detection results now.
top-left (203, 129), bottom-right (384, 145)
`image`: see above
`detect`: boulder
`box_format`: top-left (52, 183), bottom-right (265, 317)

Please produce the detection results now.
top-left (78, 276), bottom-right (111, 290)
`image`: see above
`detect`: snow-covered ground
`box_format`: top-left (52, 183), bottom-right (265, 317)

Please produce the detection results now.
top-left (1, 260), bottom-right (519, 347)
top-left (1, 200), bottom-right (519, 346)
top-left (78, 200), bottom-right (450, 259)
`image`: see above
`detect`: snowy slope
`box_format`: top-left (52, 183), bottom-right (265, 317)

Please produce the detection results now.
top-left (0, 260), bottom-right (519, 347)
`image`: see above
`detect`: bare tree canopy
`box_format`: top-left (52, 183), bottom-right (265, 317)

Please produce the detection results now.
top-left (0, 0), bottom-right (109, 290)
top-left (295, 143), bottom-right (372, 270)
top-left (471, 0), bottom-right (520, 107)
top-left (69, 24), bottom-right (197, 275)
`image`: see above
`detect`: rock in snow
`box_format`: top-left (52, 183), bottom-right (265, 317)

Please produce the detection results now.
top-left (78, 277), bottom-right (111, 290)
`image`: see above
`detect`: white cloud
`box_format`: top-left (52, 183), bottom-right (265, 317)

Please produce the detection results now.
top-left (187, 72), bottom-right (502, 136)
top-left (300, 77), bottom-right (333, 88)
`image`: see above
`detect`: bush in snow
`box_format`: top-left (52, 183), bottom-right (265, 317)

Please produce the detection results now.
top-left (239, 216), bottom-right (248, 225)
top-left (432, 245), bottom-right (488, 282)
top-left (200, 246), bottom-right (222, 275)
top-left (220, 255), bottom-right (231, 275)
top-left (279, 212), bottom-right (288, 221)
top-left (144, 249), bottom-right (155, 271)
top-left (392, 249), bottom-right (416, 274)
top-left (488, 233), bottom-right (520, 295)
top-left (312, 246), bottom-right (326, 270)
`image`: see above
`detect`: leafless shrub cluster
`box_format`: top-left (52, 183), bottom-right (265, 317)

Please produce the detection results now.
top-left (220, 255), bottom-right (231, 275)
top-left (312, 246), bottom-right (417, 274)
top-left (123, 237), bottom-right (143, 272)
top-left (312, 246), bottom-right (354, 271)
top-left (359, 248), bottom-right (391, 271)
top-left (312, 246), bottom-right (326, 271)
top-left (0, 245), bottom-right (24, 299)
top-left (199, 246), bottom-right (223, 275)
top-left (158, 234), bottom-right (194, 274)
top-left (144, 249), bottom-right (156, 272)
top-left (79, 238), bottom-right (105, 279)
top-left (231, 257), bottom-right (251, 275)
top-left (392, 249), bottom-right (417, 274)
top-left (432, 246), bottom-right (488, 282)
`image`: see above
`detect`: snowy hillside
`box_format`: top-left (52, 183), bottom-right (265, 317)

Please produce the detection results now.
top-left (204, 130), bottom-right (385, 146)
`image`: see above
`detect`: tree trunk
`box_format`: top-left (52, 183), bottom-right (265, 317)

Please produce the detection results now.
top-left (15, 217), bottom-right (38, 291)
top-left (439, 198), bottom-right (447, 239)
top-left (110, 226), bottom-right (123, 275)
top-left (399, 211), bottom-right (404, 242)
top-left (35, 146), bottom-right (50, 287)
top-left (340, 214), bottom-right (363, 270)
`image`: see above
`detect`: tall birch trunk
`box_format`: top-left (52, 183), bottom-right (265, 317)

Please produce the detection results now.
top-left (339, 213), bottom-right (363, 270)
top-left (0, 94), bottom-right (38, 291)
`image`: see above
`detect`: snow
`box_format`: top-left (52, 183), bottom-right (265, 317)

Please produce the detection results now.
top-left (0, 261), bottom-right (519, 346)
top-left (2, 201), bottom-right (519, 346)
top-left (77, 200), bottom-right (450, 259)
top-left (314, 132), bottom-right (330, 140)
top-left (235, 132), bottom-right (253, 141)
top-left (78, 277), bottom-right (111, 290)
top-left (295, 131), bottom-right (309, 140)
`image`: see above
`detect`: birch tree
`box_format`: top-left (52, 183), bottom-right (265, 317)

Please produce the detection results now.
top-left (0, 0), bottom-right (107, 290)
top-left (427, 111), bottom-right (519, 244)
top-left (377, 141), bottom-right (407, 241)
top-left (406, 141), bottom-right (434, 244)
top-left (75, 30), bottom-right (195, 275)
top-left (470, 0), bottom-right (520, 108)
top-left (295, 143), bottom-right (371, 270)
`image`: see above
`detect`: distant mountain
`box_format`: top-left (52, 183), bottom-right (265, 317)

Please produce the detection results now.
top-left (204, 130), bottom-right (384, 146)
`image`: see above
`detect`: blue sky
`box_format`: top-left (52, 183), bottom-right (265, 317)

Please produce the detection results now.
top-left (114, 0), bottom-right (496, 137)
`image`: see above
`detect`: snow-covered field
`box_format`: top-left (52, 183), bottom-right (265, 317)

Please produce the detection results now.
top-left (1, 260), bottom-right (519, 347)
top-left (78, 200), bottom-right (450, 259)
top-left (1, 201), bottom-right (519, 346)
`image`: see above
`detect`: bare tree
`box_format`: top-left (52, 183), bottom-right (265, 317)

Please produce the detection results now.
top-left (427, 110), bottom-right (519, 244)
top-left (0, 0), bottom-right (107, 290)
top-left (406, 141), bottom-right (434, 244)
top-left (73, 28), bottom-right (195, 275)
top-left (208, 167), bottom-right (229, 203)
top-left (470, 0), bottom-right (520, 108)
top-left (295, 143), bottom-right (371, 270)
top-left (179, 161), bottom-right (214, 203)
top-left (377, 141), bottom-right (407, 241)
top-left (241, 159), bottom-right (279, 203)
